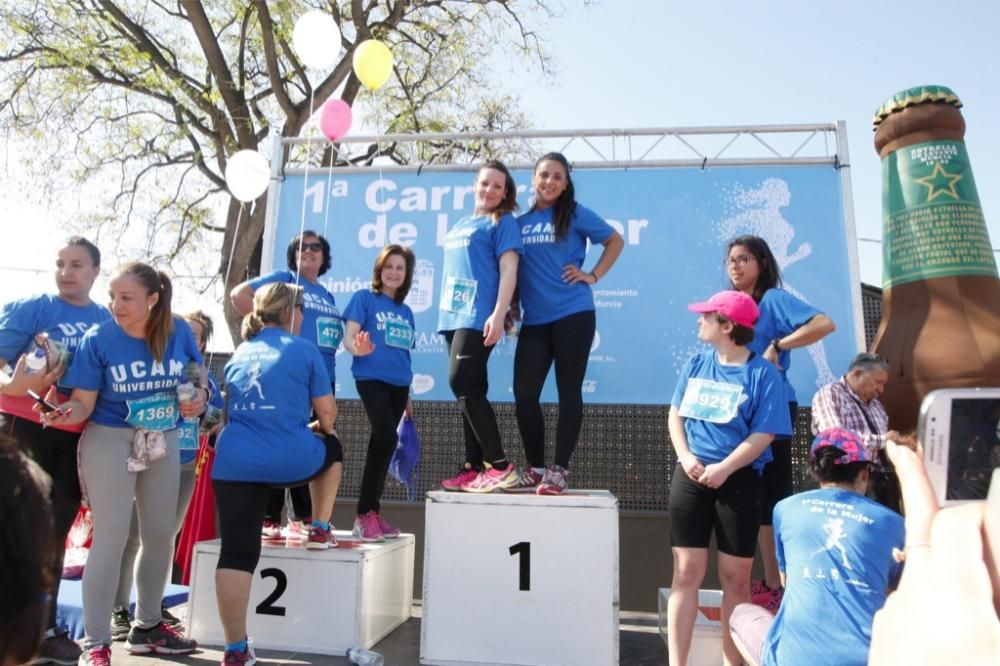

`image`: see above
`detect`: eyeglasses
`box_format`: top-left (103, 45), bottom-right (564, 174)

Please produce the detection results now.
top-left (726, 254), bottom-right (756, 266)
top-left (298, 242), bottom-right (323, 253)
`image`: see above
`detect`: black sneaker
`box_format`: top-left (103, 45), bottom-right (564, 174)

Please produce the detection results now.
top-left (125, 621), bottom-right (197, 655)
top-left (31, 628), bottom-right (81, 665)
top-left (160, 605), bottom-right (182, 627)
top-left (110, 606), bottom-right (132, 642)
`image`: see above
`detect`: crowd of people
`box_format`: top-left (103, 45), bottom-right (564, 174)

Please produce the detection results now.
top-left (0, 154), bottom-right (997, 666)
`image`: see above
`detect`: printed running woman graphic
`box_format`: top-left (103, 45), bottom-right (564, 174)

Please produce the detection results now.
top-left (812, 517), bottom-right (852, 570)
top-left (719, 178), bottom-right (836, 387)
top-left (245, 362), bottom-right (266, 400)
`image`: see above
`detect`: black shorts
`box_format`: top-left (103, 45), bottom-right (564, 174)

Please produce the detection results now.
top-left (760, 402), bottom-right (798, 526)
top-left (668, 463), bottom-right (761, 557)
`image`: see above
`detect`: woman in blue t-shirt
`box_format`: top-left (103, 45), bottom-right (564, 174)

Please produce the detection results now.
top-left (230, 230), bottom-right (343, 538)
top-left (507, 152), bottom-right (624, 495)
top-left (343, 244), bottom-right (417, 541)
top-left (666, 290), bottom-right (791, 666)
top-left (212, 282), bottom-right (343, 665)
top-left (111, 310), bottom-right (224, 637)
top-left (725, 234), bottom-right (836, 600)
top-left (729, 428), bottom-right (904, 666)
top-left (437, 160), bottom-right (523, 493)
top-left (41, 262), bottom-right (205, 663)
top-left (0, 236), bottom-right (109, 663)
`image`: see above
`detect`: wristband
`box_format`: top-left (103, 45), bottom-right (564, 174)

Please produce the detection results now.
top-left (770, 338), bottom-right (783, 353)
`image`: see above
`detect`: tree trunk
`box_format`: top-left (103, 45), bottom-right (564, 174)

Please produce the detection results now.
top-left (221, 196), bottom-right (268, 344)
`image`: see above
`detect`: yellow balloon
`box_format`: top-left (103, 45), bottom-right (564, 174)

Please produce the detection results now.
top-left (352, 40), bottom-right (393, 91)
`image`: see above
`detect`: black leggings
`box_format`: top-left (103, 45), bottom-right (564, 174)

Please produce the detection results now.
top-left (7, 416), bottom-right (82, 628)
top-left (760, 402), bottom-right (798, 526)
top-left (215, 432), bottom-right (342, 573)
top-left (443, 328), bottom-right (505, 467)
top-left (513, 310), bottom-right (595, 469)
top-left (356, 380), bottom-right (409, 515)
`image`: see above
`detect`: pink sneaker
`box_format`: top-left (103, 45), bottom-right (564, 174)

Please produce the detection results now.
top-left (537, 464), bottom-right (568, 495)
top-left (461, 465), bottom-right (519, 493)
top-left (306, 522), bottom-right (335, 550)
top-left (261, 519), bottom-right (281, 541)
top-left (284, 519), bottom-right (310, 540)
top-left (752, 587), bottom-right (784, 614)
top-left (750, 579), bottom-right (771, 597)
top-left (352, 511), bottom-right (385, 543)
top-left (441, 467), bottom-right (480, 491)
top-left (376, 512), bottom-right (401, 538)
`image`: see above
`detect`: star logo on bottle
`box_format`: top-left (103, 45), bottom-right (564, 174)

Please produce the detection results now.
top-left (915, 162), bottom-right (962, 202)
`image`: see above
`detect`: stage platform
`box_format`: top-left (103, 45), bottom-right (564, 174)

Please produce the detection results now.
top-left (100, 604), bottom-right (666, 665)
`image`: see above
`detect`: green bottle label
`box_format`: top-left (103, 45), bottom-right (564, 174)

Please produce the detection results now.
top-left (882, 140), bottom-right (998, 287)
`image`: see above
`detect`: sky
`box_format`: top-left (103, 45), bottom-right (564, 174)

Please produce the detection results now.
top-left (1, 0), bottom-right (998, 352)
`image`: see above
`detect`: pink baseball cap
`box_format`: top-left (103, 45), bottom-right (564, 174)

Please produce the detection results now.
top-left (687, 290), bottom-right (759, 328)
top-left (810, 428), bottom-right (871, 464)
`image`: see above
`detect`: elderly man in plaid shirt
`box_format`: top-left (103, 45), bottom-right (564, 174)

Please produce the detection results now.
top-left (811, 352), bottom-right (907, 512)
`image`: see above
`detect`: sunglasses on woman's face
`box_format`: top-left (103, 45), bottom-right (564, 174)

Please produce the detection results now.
top-left (298, 242), bottom-right (323, 253)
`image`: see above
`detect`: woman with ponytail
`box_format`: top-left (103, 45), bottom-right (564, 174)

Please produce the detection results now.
top-left (729, 428), bottom-right (904, 666)
top-left (41, 262), bottom-right (205, 665)
top-left (211, 282), bottom-right (343, 666)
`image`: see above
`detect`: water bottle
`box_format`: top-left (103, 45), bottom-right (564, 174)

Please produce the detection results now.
top-left (24, 346), bottom-right (48, 375)
top-left (176, 380), bottom-right (201, 435)
top-left (346, 647), bottom-right (384, 666)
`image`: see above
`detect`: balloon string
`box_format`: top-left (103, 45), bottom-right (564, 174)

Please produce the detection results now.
top-left (292, 88), bottom-right (318, 332)
top-left (213, 200), bottom-right (246, 371)
top-left (374, 95), bottom-right (388, 246)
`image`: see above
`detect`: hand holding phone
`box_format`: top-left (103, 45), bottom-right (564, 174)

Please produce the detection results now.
top-left (27, 389), bottom-right (60, 414)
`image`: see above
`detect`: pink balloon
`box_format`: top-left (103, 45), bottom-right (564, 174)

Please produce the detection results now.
top-left (320, 99), bottom-right (352, 141)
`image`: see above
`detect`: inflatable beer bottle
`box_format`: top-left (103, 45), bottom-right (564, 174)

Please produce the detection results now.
top-left (871, 85), bottom-right (1000, 430)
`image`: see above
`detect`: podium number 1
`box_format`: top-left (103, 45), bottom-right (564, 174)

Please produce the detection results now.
top-left (509, 541), bottom-right (530, 591)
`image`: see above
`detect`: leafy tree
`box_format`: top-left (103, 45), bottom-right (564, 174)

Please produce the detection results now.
top-left (0, 0), bottom-right (552, 340)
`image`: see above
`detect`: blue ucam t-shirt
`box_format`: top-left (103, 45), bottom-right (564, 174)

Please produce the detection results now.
top-left (516, 204), bottom-right (615, 325)
top-left (0, 293), bottom-right (111, 393)
top-left (179, 374), bottom-right (224, 466)
top-left (62, 318), bottom-right (204, 428)
top-left (247, 270), bottom-right (342, 385)
top-left (748, 288), bottom-right (822, 404)
top-left (213, 327), bottom-right (333, 484)
top-left (762, 488), bottom-right (905, 666)
top-left (437, 213), bottom-right (523, 333)
top-left (343, 289), bottom-right (415, 388)
top-left (670, 350), bottom-right (792, 472)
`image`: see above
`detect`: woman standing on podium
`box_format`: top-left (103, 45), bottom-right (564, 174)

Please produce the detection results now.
top-left (211, 282), bottom-right (343, 666)
top-left (725, 234), bottom-right (836, 602)
top-left (342, 244), bottom-right (417, 542)
top-left (666, 290), bottom-right (791, 666)
top-left (438, 160), bottom-right (523, 493)
top-left (505, 152), bottom-right (623, 495)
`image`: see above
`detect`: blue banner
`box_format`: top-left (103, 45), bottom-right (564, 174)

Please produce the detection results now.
top-left (270, 167), bottom-right (859, 404)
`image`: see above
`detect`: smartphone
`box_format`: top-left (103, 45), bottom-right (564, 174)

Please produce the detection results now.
top-left (918, 387), bottom-right (1000, 505)
top-left (27, 389), bottom-right (59, 414)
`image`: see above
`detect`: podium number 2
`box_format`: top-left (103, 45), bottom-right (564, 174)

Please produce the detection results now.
top-left (509, 542), bottom-right (530, 591)
top-left (256, 568), bottom-right (287, 616)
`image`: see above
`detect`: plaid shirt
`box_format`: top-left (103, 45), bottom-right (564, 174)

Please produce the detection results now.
top-left (811, 377), bottom-right (890, 452)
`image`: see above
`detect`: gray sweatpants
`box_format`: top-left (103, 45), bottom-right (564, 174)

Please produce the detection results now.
top-left (114, 459), bottom-right (197, 608)
top-left (79, 424), bottom-right (180, 648)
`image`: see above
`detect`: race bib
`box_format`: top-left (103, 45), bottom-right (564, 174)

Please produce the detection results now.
top-left (316, 316), bottom-right (344, 349)
top-left (125, 392), bottom-right (179, 432)
top-left (443, 277), bottom-right (477, 314)
top-left (678, 378), bottom-right (742, 423)
top-left (177, 418), bottom-right (199, 450)
top-left (384, 319), bottom-right (415, 350)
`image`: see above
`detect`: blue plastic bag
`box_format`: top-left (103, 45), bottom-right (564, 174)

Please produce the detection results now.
top-left (388, 415), bottom-right (421, 501)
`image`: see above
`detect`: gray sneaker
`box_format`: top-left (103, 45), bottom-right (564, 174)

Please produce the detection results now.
top-left (110, 606), bottom-right (132, 641)
top-left (125, 621), bottom-right (197, 655)
top-left (502, 466), bottom-right (544, 493)
top-left (537, 464), bottom-right (568, 495)
top-left (32, 628), bottom-right (81, 665)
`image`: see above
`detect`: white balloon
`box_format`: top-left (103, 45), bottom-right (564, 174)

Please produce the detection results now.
top-left (225, 150), bottom-right (270, 202)
top-left (292, 10), bottom-right (341, 70)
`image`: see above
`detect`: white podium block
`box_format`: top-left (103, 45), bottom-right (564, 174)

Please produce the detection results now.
top-left (187, 534), bottom-right (414, 655)
top-left (658, 588), bottom-right (723, 666)
top-left (420, 490), bottom-right (619, 666)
